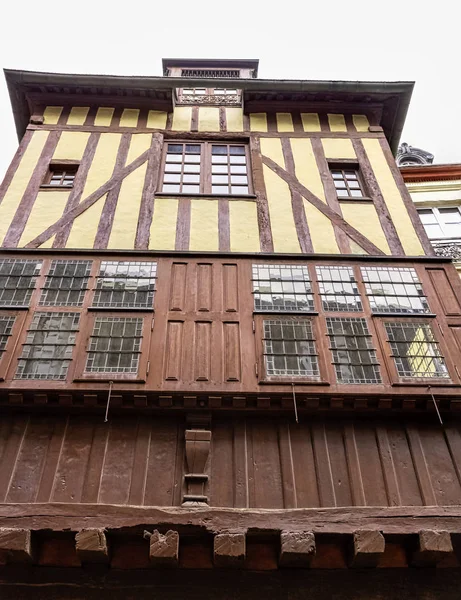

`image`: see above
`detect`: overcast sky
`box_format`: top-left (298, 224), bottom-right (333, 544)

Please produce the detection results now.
top-left (0, 0), bottom-right (458, 179)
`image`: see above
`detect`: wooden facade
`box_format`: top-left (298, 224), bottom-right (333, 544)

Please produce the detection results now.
top-left (0, 60), bottom-right (460, 598)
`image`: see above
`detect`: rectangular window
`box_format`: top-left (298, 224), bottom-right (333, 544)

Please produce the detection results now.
top-left (161, 142), bottom-right (250, 196)
top-left (43, 164), bottom-right (78, 187)
top-left (15, 312), bottom-right (79, 380)
top-left (85, 317), bottom-right (143, 374)
top-left (0, 259), bottom-right (42, 307)
top-left (263, 318), bottom-right (319, 378)
top-left (330, 167), bottom-right (366, 199)
top-left (361, 267), bottom-right (430, 314)
top-left (182, 88), bottom-right (207, 96)
top-left (0, 316), bottom-right (15, 357)
top-left (326, 317), bottom-right (381, 384)
top-left (418, 207), bottom-right (461, 239)
top-left (384, 321), bottom-right (449, 379)
top-left (92, 261), bottom-right (157, 309)
top-left (316, 266), bottom-right (362, 312)
top-left (252, 264), bottom-right (314, 312)
top-left (39, 260), bottom-right (92, 307)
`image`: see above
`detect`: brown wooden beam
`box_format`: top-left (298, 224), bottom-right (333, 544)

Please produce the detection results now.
top-left (75, 528), bottom-right (109, 564)
top-left (349, 530), bottom-right (385, 568)
top-left (144, 529), bottom-right (179, 567)
top-left (279, 531), bottom-right (315, 567)
top-left (213, 532), bottom-right (246, 567)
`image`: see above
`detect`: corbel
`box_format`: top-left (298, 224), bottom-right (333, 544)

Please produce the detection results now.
top-left (213, 531), bottom-right (246, 567)
top-left (75, 529), bottom-right (109, 564)
top-left (413, 530), bottom-right (454, 567)
top-left (349, 529), bottom-right (385, 568)
top-left (0, 528), bottom-right (35, 563)
top-left (143, 530), bottom-right (179, 567)
top-left (183, 413), bottom-right (212, 506)
top-left (279, 531), bottom-right (316, 567)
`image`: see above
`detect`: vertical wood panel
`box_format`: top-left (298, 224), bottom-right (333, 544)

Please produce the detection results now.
top-left (444, 425), bottom-right (461, 492)
top-left (209, 422), bottom-right (234, 507)
top-left (169, 262), bottom-right (187, 311)
top-left (278, 421), bottom-right (297, 508)
top-left (98, 419), bottom-right (138, 505)
top-left (376, 426), bottom-right (401, 506)
top-left (128, 419), bottom-right (152, 505)
top-left (6, 417), bottom-right (56, 503)
top-left (196, 263), bottom-right (212, 312)
top-left (388, 425), bottom-right (423, 506)
top-left (164, 321), bottom-right (184, 381)
top-left (144, 419), bottom-right (181, 506)
top-left (0, 416), bottom-right (29, 502)
top-left (343, 423), bottom-right (366, 506)
top-left (36, 418), bottom-right (68, 503)
top-left (312, 423), bottom-right (336, 507)
top-left (223, 322), bottom-right (241, 382)
top-left (406, 425), bottom-right (437, 506)
top-left (326, 424), bottom-right (353, 507)
top-left (250, 421), bottom-right (284, 508)
top-left (290, 423), bottom-right (320, 508)
top-left (222, 264), bottom-right (239, 312)
top-left (194, 321), bottom-right (211, 381)
top-left (426, 268), bottom-right (461, 316)
top-left (353, 423), bottom-right (388, 506)
top-left (81, 422), bottom-right (110, 503)
top-left (233, 420), bottom-right (249, 508)
top-left (51, 417), bottom-right (94, 503)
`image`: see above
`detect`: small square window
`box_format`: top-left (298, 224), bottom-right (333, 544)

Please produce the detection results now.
top-left (43, 164), bottom-right (79, 188)
top-left (329, 166), bottom-right (366, 199)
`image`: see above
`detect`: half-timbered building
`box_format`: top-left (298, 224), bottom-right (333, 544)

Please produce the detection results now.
top-left (0, 59), bottom-right (460, 598)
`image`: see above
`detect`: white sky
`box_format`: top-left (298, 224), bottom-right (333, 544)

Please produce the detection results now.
top-left (0, 0), bottom-right (458, 179)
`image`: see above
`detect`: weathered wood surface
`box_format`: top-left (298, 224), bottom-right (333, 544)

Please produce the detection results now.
top-left (1, 504), bottom-right (461, 535)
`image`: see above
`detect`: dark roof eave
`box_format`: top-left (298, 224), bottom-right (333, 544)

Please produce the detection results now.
top-left (4, 69), bottom-right (414, 152)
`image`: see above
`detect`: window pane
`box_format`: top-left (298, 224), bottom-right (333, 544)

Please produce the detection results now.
top-left (385, 321), bottom-right (449, 379)
top-left (229, 146), bottom-right (246, 155)
top-left (162, 184), bottom-right (180, 193)
top-left (418, 209), bottom-right (438, 224)
top-left (229, 156), bottom-right (246, 164)
top-left (182, 185), bottom-right (200, 193)
top-left (185, 155), bottom-right (201, 163)
top-left (185, 144), bottom-right (201, 154)
top-left (231, 186), bottom-right (248, 194)
top-left (230, 165), bottom-right (247, 174)
top-left (183, 174), bottom-right (200, 183)
top-left (361, 267), bottom-right (430, 314)
top-left (350, 190), bottom-right (363, 197)
top-left (0, 316), bottom-right (15, 356)
top-left (164, 174), bottom-right (181, 183)
top-left (212, 156), bottom-right (228, 164)
top-left (263, 318), bottom-right (319, 378)
top-left (0, 259), bottom-right (42, 306)
top-left (212, 165), bottom-right (228, 174)
top-left (167, 144), bottom-right (183, 154)
top-left (183, 164), bottom-right (200, 173)
top-left (39, 260), bottom-right (92, 307)
top-left (86, 317), bottom-right (143, 374)
top-left (165, 163), bottom-right (182, 173)
top-left (253, 264), bottom-right (314, 312)
top-left (212, 175), bottom-right (228, 184)
top-left (166, 154), bottom-right (182, 163)
top-left (230, 175), bottom-right (248, 184)
top-left (337, 189), bottom-right (349, 197)
top-left (316, 266), bottom-right (362, 311)
top-left (212, 185), bottom-right (229, 194)
top-left (212, 145), bottom-right (228, 155)
top-left (93, 261), bottom-right (157, 308)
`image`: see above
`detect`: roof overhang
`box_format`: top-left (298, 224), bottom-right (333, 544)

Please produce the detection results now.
top-left (4, 69), bottom-right (414, 154)
top-left (400, 163), bottom-right (461, 183)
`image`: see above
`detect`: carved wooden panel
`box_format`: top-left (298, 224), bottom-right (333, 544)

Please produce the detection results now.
top-left (222, 264), bottom-right (239, 312)
top-left (194, 321), bottom-right (212, 381)
top-left (223, 322), bottom-right (241, 382)
top-left (196, 263), bottom-right (213, 312)
top-left (164, 321), bottom-right (184, 381)
top-left (169, 263), bottom-right (188, 311)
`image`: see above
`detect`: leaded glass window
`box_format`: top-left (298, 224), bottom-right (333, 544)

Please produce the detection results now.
top-left (39, 260), bottom-right (92, 307)
top-left (263, 318), bottom-right (319, 378)
top-left (92, 261), bottom-right (157, 308)
top-left (15, 312), bottom-right (79, 380)
top-left (384, 321), bottom-right (449, 379)
top-left (316, 266), bottom-right (362, 312)
top-left (0, 316), bottom-right (15, 357)
top-left (0, 259), bottom-right (42, 307)
top-left (85, 317), bottom-right (143, 374)
top-left (252, 264), bottom-right (314, 312)
top-left (361, 267), bottom-right (430, 314)
top-left (326, 317), bottom-right (381, 384)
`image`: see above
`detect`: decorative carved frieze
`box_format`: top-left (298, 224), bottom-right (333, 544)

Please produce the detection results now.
top-left (433, 240), bottom-right (461, 260)
top-left (177, 94), bottom-right (241, 106)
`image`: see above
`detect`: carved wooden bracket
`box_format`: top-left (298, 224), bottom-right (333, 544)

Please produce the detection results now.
top-left (183, 415), bottom-right (211, 506)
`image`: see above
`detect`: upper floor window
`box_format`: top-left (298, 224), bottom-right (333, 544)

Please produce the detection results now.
top-left (0, 259), bottom-right (42, 307)
top-left (330, 166), bottom-right (366, 199)
top-left (361, 267), bottom-right (430, 314)
top-left (161, 142), bottom-right (250, 196)
top-left (39, 260), bottom-right (92, 307)
top-left (85, 317), bottom-right (143, 374)
top-left (0, 316), bottom-right (15, 358)
top-left (417, 207), bottom-right (461, 239)
top-left (252, 264), bottom-right (313, 312)
top-left (316, 266), bottom-right (362, 312)
top-left (42, 163), bottom-right (79, 188)
top-left (92, 261), bottom-right (157, 309)
top-left (182, 88), bottom-right (207, 96)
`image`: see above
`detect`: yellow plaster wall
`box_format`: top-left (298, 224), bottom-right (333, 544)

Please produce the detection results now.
top-left (0, 131), bottom-right (50, 245)
top-left (120, 109), bottom-right (140, 127)
top-left (353, 114), bottom-right (369, 132)
top-left (198, 107), bottom-right (220, 132)
top-left (249, 113), bottom-right (268, 132)
top-left (149, 198), bottom-right (178, 250)
top-left (322, 138), bottom-right (356, 159)
top-left (304, 202), bottom-right (339, 254)
top-left (341, 203), bottom-right (390, 254)
top-left (172, 107), bottom-right (192, 131)
top-left (53, 132), bottom-right (90, 160)
top-left (301, 113), bottom-right (321, 132)
top-left (94, 108), bottom-right (115, 127)
top-left (276, 113), bottom-right (294, 132)
top-left (190, 200), bottom-right (219, 251)
top-left (108, 163), bottom-right (147, 249)
top-left (226, 108), bottom-right (244, 132)
top-left (260, 137), bottom-right (300, 253)
top-left (362, 138), bottom-right (424, 255)
top-left (229, 201), bottom-right (260, 252)
top-left (126, 134), bottom-right (152, 165)
top-left (66, 133), bottom-right (122, 248)
top-left (19, 191), bottom-right (69, 247)
top-left (43, 107), bottom-right (62, 125)
top-left (147, 110), bottom-right (168, 129)
top-left (67, 107), bottom-right (90, 126)
top-left (328, 114), bottom-right (347, 132)
top-left (290, 138), bottom-right (326, 203)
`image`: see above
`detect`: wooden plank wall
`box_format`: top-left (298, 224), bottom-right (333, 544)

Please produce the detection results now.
top-left (1, 414), bottom-right (460, 508)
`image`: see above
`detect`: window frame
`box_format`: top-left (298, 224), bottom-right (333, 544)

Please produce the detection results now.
top-left (73, 312), bottom-right (152, 382)
top-left (0, 311), bottom-right (27, 381)
top-left (417, 206), bottom-right (461, 240)
top-left (41, 161), bottom-right (80, 190)
top-left (328, 161), bottom-right (370, 202)
top-left (158, 140), bottom-right (254, 197)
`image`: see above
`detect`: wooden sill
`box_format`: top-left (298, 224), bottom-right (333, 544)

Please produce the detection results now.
top-left (73, 377), bottom-right (146, 383)
top-left (155, 192), bottom-right (257, 200)
top-left (391, 380), bottom-right (459, 387)
top-left (39, 185), bottom-right (73, 191)
top-left (259, 379), bottom-right (330, 386)
top-left (337, 197), bottom-right (373, 203)
top-left (87, 306), bottom-right (154, 312)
